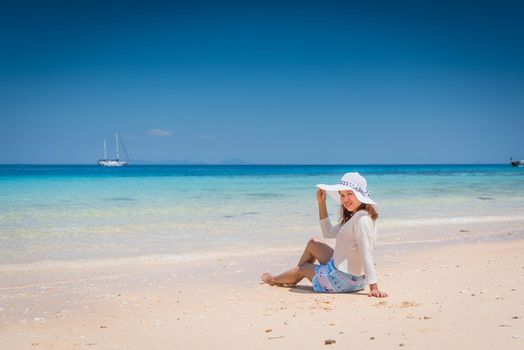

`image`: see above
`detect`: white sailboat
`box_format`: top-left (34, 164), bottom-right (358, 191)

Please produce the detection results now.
top-left (98, 133), bottom-right (128, 167)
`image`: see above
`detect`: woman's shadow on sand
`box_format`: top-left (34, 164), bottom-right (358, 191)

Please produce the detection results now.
top-left (287, 285), bottom-right (368, 296)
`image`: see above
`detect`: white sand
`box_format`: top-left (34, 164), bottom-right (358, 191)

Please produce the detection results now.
top-left (1, 222), bottom-right (523, 349)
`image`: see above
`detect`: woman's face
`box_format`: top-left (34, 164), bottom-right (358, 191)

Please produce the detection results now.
top-left (339, 190), bottom-right (362, 212)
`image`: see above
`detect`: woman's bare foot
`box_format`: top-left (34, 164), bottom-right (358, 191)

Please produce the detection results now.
top-left (260, 272), bottom-right (277, 286)
top-left (260, 273), bottom-right (297, 287)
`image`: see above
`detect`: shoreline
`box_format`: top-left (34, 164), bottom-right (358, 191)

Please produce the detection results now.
top-left (1, 223), bottom-right (523, 349)
top-left (2, 218), bottom-right (523, 274)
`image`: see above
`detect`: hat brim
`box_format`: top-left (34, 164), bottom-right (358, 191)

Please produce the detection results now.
top-left (316, 184), bottom-right (378, 207)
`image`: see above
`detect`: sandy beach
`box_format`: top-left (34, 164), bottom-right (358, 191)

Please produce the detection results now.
top-left (2, 0), bottom-right (523, 347)
top-left (1, 220), bottom-right (523, 350)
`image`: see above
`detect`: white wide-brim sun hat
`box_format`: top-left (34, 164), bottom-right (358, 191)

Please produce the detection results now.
top-left (316, 172), bottom-right (378, 208)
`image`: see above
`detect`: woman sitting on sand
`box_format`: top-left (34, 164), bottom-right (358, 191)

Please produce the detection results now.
top-left (261, 172), bottom-right (388, 298)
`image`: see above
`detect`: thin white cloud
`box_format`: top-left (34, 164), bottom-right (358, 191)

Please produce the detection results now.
top-left (147, 129), bottom-right (174, 137)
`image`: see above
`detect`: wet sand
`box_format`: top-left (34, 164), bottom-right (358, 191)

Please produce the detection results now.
top-left (1, 223), bottom-right (523, 349)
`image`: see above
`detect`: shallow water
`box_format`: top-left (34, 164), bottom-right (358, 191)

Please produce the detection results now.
top-left (0, 164), bottom-right (523, 266)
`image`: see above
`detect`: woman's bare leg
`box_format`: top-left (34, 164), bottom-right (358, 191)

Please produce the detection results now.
top-left (261, 263), bottom-right (317, 286)
top-left (298, 263), bottom-right (316, 281)
top-left (263, 267), bottom-right (301, 285)
top-left (261, 238), bottom-right (332, 286)
top-left (297, 238), bottom-right (333, 266)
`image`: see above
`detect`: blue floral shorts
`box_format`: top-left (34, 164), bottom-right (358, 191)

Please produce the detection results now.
top-left (312, 259), bottom-right (366, 293)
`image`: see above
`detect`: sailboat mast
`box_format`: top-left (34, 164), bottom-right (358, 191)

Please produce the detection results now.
top-left (103, 140), bottom-right (107, 160)
top-left (116, 133), bottom-right (120, 160)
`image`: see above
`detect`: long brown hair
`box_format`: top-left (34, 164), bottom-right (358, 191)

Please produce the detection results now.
top-left (340, 203), bottom-right (378, 225)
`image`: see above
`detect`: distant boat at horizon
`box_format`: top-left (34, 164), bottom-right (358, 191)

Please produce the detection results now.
top-left (98, 133), bottom-right (128, 167)
top-left (510, 157), bottom-right (523, 167)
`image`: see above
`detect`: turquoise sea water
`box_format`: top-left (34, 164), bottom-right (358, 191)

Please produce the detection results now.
top-left (0, 164), bottom-right (523, 267)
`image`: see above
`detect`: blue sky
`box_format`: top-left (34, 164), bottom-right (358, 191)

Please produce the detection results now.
top-left (1, 0), bottom-right (523, 164)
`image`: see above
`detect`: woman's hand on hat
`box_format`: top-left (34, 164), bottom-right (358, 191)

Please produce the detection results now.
top-left (368, 284), bottom-right (388, 298)
top-left (316, 189), bottom-right (326, 203)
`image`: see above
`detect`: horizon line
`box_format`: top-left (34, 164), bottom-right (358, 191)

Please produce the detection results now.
top-left (0, 162), bottom-right (511, 166)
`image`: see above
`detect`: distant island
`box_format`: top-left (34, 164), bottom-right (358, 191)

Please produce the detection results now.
top-left (131, 158), bottom-right (253, 165)
top-left (218, 158), bottom-right (252, 165)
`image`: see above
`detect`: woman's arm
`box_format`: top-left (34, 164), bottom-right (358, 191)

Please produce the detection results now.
top-left (317, 189), bottom-right (339, 238)
top-left (317, 189), bottom-right (328, 220)
top-left (355, 215), bottom-right (388, 298)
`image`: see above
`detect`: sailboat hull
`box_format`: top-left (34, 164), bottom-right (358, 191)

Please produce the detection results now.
top-left (98, 132), bottom-right (129, 166)
top-left (98, 160), bottom-right (128, 167)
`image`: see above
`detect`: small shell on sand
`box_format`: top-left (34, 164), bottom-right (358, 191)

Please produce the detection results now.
top-left (399, 301), bottom-right (421, 308)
